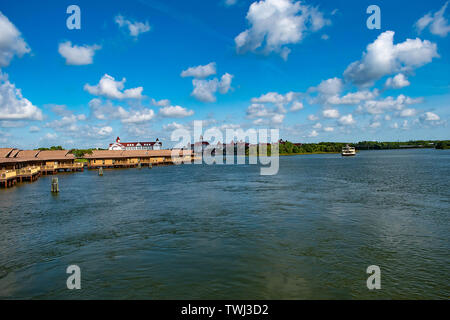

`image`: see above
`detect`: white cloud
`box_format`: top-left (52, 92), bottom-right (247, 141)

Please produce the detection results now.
top-left (88, 98), bottom-right (154, 124)
top-left (235, 0), bottom-right (330, 60)
top-left (290, 101), bottom-right (304, 111)
top-left (0, 71), bottom-right (43, 121)
top-left (321, 34), bottom-right (329, 40)
top-left (246, 103), bottom-right (285, 124)
top-left (251, 91), bottom-right (302, 114)
top-left (191, 78), bottom-right (219, 102)
top-left (58, 41), bottom-right (101, 65)
top-left (359, 94), bottom-right (422, 115)
top-left (323, 126), bottom-right (334, 132)
top-left (181, 62), bottom-right (217, 78)
top-left (159, 105), bottom-right (194, 118)
top-left (313, 122), bottom-right (322, 129)
top-left (344, 31), bottom-right (439, 86)
top-left (339, 114), bottom-right (355, 126)
top-left (369, 121), bottom-right (381, 129)
top-left (121, 109), bottom-right (155, 124)
top-left (191, 73), bottom-right (233, 102)
top-left (45, 113), bottom-right (87, 132)
top-left (385, 73), bottom-right (410, 89)
top-left (0, 12), bottom-right (30, 67)
top-left (151, 98), bottom-right (171, 107)
top-left (115, 15), bottom-right (150, 38)
top-left (307, 114), bottom-right (319, 121)
top-left (163, 122), bottom-right (187, 131)
top-left (399, 108), bottom-right (417, 117)
top-left (252, 91), bottom-right (296, 105)
top-left (308, 130), bottom-right (319, 137)
top-left (415, 2), bottom-right (450, 37)
top-left (97, 126), bottom-right (113, 136)
top-left (322, 108), bottom-right (339, 119)
top-left (89, 98), bottom-right (127, 120)
top-left (218, 73), bottom-right (233, 94)
top-left (84, 74), bottom-right (144, 99)
top-left (422, 111), bottom-right (440, 121)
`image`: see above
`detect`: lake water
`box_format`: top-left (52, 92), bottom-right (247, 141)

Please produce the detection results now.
top-left (0, 149), bottom-right (449, 299)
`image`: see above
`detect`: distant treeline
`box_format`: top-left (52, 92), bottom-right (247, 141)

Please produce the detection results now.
top-left (435, 141), bottom-right (450, 149)
top-left (354, 140), bottom-right (439, 150)
top-left (248, 140), bottom-right (449, 155)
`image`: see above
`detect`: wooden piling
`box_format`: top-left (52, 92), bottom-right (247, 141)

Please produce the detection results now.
top-left (51, 177), bottom-right (59, 193)
top-left (98, 167), bottom-right (103, 176)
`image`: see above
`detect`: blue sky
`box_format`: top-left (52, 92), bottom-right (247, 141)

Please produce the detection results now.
top-left (0, 0), bottom-right (449, 149)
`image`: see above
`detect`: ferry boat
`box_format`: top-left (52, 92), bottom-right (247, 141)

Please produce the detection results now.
top-left (342, 144), bottom-right (356, 157)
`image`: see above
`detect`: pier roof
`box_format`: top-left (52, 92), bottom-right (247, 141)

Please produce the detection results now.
top-left (0, 148), bottom-right (15, 158)
top-left (15, 150), bottom-right (40, 158)
top-left (36, 150), bottom-right (75, 160)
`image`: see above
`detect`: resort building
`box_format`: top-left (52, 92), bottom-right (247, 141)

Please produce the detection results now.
top-left (85, 149), bottom-right (193, 168)
top-left (0, 149), bottom-right (83, 188)
top-left (109, 137), bottom-right (162, 151)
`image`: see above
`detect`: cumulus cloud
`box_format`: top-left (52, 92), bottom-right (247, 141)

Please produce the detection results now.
top-left (88, 98), bottom-right (154, 124)
top-left (344, 31), bottom-right (439, 87)
top-left (246, 103), bottom-right (285, 124)
top-left (369, 121), bottom-right (381, 129)
top-left (308, 130), bottom-right (319, 137)
top-left (385, 73), bottom-right (410, 89)
top-left (84, 74), bottom-right (144, 100)
top-left (252, 91), bottom-right (296, 106)
top-left (97, 126), bottom-right (113, 136)
top-left (338, 114), bottom-right (355, 126)
top-left (421, 111), bottom-right (440, 121)
top-left (415, 2), bottom-right (450, 37)
top-left (151, 98), bottom-right (171, 107)
top-left (0, 72), bottom-right (43, 121)
top-left (399, 108), bottom-right (418, 117)
top-left (358, 94), bottom-right (422, 115)
top-left (163, 122), bottom-right (187, 131)
top-left (235, 0), bottom-right (330, 60)
top-left (310, 77), bottom-right (380, 107)
top-left (159, 105), bottom-right (194, 118)
top-left (191, 73), bottom-right (234, 102)
top-left (307, 114), bottom-right (319, 121)
top-left (0, 12), bottom-right (30, 67)
top-left (181, 62), bottom-right (217, 78)
top-left (322, 108), bottom-right (339, 119)
top-left (290, 101), bottom-right (304, 111)
top-left (45, 113), bottom-right (87, 132)
top-left (323, 126), bottom-right (334, 132)
top-left (121, 109), bottom-right (155, 124)
top-left (58, 41), bottom-right (101, 65)
top-left (115, 15), bottom-right (150, 38)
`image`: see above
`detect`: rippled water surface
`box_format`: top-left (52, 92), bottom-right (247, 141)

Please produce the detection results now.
top-left (0, 149), bottom-right (449, 299)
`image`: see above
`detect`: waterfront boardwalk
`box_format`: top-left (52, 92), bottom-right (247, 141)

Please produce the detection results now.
top-left (0, 148), bottom-right (193, 189)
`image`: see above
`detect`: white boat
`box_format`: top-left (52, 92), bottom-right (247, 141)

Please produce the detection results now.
top-left (342, 144), bottom-right (356, 156)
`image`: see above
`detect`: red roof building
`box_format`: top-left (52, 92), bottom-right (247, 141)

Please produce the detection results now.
top-left (109, 137), bottom-right (162, 151)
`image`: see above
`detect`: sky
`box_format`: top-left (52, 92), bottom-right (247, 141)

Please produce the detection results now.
top-left (0, 0), bottom-right (449, 149)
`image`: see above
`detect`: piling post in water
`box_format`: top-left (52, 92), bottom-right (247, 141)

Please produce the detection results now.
top-left (51, 177), bottom-right (59, 193)
top-left (149, 163), bottom-right (153, 169)
top-left (99, 167), bottom-right (103, 176)
top-left (138, 162), bottom-right (142, 169)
